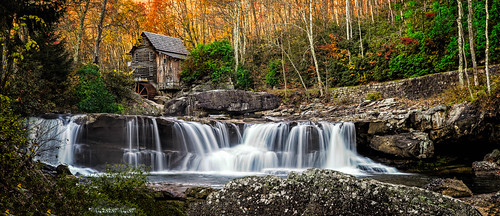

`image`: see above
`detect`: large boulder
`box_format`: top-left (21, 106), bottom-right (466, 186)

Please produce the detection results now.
top-left (472, 149), bottom-right (500, 176)
top-left (189, 169), bottom-right (480, 215)
top-left (472, 161), bottom-right (500, 176)
top-left (424, 178), bottom-right (473, 198)
top-left (164, 90), bottom-right (280, 116)
top-left (369, 132), bottom-right (434, 158)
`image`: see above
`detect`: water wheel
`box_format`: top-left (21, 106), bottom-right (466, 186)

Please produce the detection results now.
top-left (136, 82), bottom-right (157, 100)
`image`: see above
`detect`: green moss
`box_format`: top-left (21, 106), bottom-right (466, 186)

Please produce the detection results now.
top-left (366, 91), bottom-right (382, 100)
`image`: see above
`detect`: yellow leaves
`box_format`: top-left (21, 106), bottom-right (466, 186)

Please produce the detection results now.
top-left (5, 209), bottom-right (13, 216)
top-left (46, 209), bottom-right (55, 216)
top-left (347, 62), bottom-right (355, 70)
top-left (19, 15), bottom-right (46, 29)
top-left (25, 40), bottom-right (39, 52)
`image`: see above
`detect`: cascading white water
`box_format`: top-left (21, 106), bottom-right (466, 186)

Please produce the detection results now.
top-left (28, 116), bottom-right (97, 175)
top-left (123, 117), bottom-right (167, 171)
top-left (32, 115), bottom-right (397, 176)
top-left (29, 116), bottom-right (82, 166)
top-left (171, 120), bottom-right (397, 174)
top-left (124, 117), bottom-right (140, 167)
top-left (151, 118), bottom-right (165, 171)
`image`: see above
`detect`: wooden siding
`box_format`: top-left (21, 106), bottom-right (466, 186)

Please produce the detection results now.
top-left (156, 53), bottom-right (182, 88)
top-left (131, 36), bottom-right (185, 90)
top-left (131, 39), bottom-right (157, 83)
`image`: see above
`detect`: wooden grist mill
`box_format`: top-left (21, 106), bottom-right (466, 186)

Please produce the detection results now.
top-left (129, 31), bottom-right (188, 99)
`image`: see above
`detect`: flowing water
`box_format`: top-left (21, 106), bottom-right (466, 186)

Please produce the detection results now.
top-left (30, 115), bottom-right (398, 184)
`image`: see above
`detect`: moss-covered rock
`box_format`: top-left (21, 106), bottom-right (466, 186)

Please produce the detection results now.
top-left (189, 169), bottom-right (480, 215)
top-left (424, 178), bottom-right (473, 198)
top-left (185, 186), bottom-right (218, 200)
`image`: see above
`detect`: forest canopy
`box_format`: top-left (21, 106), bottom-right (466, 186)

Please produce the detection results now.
top-left (1, 0), bottom-right (499, 115)
top-left (54, 0), bottom-right (500, 92)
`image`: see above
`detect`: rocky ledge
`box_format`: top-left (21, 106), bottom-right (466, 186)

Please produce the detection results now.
top-left (189, 169), bottom-right (480, 215)
top-left (261, 97), bottom-right (499, 162)
top-left (164, 90), bottom-right (280, 116)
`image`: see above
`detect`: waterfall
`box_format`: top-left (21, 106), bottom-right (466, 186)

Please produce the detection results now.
top-left (28, 115), bottom-right (96, 175)
top-left (32, 115), bottom-right (398, 176)
top-left (170, 120), bottom-right (396, 174)
top-left (29, 116), bottom-right (82, 166)
top-left (123, 117), bottom-right (166, 171)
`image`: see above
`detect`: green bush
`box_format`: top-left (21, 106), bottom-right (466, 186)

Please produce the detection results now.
top-left (102, 69), bottom-right (134, 103)
top-left (389, 54), bottom-right (431, 79)
top-left (75, 65), bottom-right (122, 113)
top-left (85, 164), bottom-right (186, 215)
top-left (236, 68), bottom-right (253, 90)
top-left (181, 41), bottom-right (235, 86)
top-left (265, 59), bottom-right (281, 88)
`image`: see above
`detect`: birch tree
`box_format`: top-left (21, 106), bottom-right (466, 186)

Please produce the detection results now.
top-left (233, 0), bottom-right (241, 78)
top-left (485, 0), bottom-right (491, 94)
top-left (456, 0), bottom-right (464, 86)
top-left (346, 0), bottom-right (352, 40)
top-left (356, 0), bottom-right (364, 57)
top-left (459, 8), bottom-right (474, 100)
top-left (466, 0), bottom-right (478, 86)
top-left (304, 0), bottom-right (324, 96)
top-left (387, 0), bottom-right (394, 23)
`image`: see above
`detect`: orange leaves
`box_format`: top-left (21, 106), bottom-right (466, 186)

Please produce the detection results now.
top-left (320, 34), bottom-right (348, 59)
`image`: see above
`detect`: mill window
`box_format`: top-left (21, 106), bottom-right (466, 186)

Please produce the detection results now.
top-left (134, 53), bottom-right (138, 63)
top-left (149, 52), bottom-right (154, 61)
top-left (149, 66), bottom-right (153, 76)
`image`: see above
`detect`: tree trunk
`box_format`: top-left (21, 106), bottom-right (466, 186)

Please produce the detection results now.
top-left (242, 1), bottom-right (248, 65)
top-left (93, 0), bottom-right (108, 65)
top-left (461, 24), bottom-right (474, 99)
top-left (370, 0), bottom-right (375, 23)
top-left (74, 0), bottom-right (91, 64)
top-left (388, 0), bottom-right (394, 23)
top-left (456, 0), bottom-right (464, 86)
top-left (356, 0), bottom-right (364, 57)
top-left (0, 28), bottom-right (13, 93)
top-left (0, 31), bottom-right (9, 92)
top-left (466, 0), bottom-right (478, 86)
top-left (281, 41), bottom-right (287, 97)
top-left (334, 7), bottom-right (339, 26)
top-left (282, 44), bottom-right (308, 93)
top-left (233, 0), bottom-right (240, 77)
top-left (485, 0), bottom-right (491, 94)
top-left (346, 0), bottom-right (351, 40)
top-left (307, 0), bottom-right (324, 96)
top-left (250, 0), bottom-right (260, 41)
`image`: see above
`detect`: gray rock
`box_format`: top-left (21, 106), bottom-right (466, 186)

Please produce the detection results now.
top-left (472, 161), bottom-right (500, 176)
top-left (189, 169), bottom-right (480, 215)
top-left (367, 121), bottom-right (389, 135)
top-left (370, 132), bottom-right (434, 158)
top-left (164, 90), bottom-right (280, 116)
top-left (483, 149), bottom-right (500, 163)
top-left (424, 178), bottom-right (473, 198)
top-left (425, 104), bottom-right (447, 115)
top-left (56, 164), bottom-right (72, 176)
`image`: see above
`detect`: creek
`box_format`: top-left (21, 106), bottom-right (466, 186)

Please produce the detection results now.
top-left (29, 114), bottom-right (500, 194)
